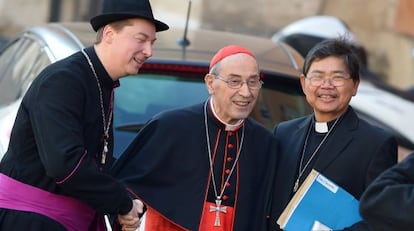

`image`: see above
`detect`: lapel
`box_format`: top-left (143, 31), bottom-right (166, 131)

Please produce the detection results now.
top-left (314, 107), bottom-right (359, 171)
top-left (284, 116), bottom-right (313, 187)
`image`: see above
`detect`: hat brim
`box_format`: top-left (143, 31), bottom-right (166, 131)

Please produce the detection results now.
top-left (90, 13), bottom-right (169, 32)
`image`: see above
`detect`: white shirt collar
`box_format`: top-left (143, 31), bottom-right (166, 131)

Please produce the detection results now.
top-left (209, 98), bottom-right (244, 131)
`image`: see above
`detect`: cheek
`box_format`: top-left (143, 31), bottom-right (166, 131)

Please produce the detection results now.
top-left (207, 82), bottom-right (218, 95)
top-left (341, 85), bottom-right (358, 97)
top-left (251, 90), bottom-right (260, 99)
top-left (302, 85), bottom-right (313, 96)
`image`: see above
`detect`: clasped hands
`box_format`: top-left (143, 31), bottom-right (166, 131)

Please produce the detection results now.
top-left (118, 199), bottom-right (145, 231)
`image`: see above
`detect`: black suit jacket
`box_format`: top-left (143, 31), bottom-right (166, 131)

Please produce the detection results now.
top-left (269, 106), bottom-right (397, 231)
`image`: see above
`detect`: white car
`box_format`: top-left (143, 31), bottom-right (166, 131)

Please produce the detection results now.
top-left (0, 23), bottom-right (87, 158)
top-left (0, 101), bottom-right (19, 154)
top-left (351, 81), bottom-right (414, 160)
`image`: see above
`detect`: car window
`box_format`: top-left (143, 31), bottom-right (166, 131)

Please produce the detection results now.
top-left (113, 74), bottom-right (208, 157)
top-left (253, 86), bottom-right (312, 129)
top-left (0, 36), bottom-right (51, 106)
top-left (114, 74), bottom-right (208, 126)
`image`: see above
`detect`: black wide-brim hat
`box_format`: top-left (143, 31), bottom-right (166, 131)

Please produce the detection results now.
top-left (90, 0), bottom-right (169, 32)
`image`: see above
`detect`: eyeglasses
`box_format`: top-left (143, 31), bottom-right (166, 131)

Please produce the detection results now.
top-left (305, 75), bottom-right (352, 87)
top-left (214, 75), bottom-right (263, 89)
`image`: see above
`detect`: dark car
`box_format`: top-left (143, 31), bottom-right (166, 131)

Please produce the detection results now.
top-left (0, 22), bottom-right (312, 159)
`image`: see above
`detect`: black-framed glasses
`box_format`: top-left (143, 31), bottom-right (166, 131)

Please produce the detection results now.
top-left (306, 75), bottom-right (352, 87)
top-left (214, 75), bottom-right (263, 89)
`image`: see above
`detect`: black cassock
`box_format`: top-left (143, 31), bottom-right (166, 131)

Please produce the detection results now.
top-left (0, 47), bottom-right (132, 230)
top-left (112, 100), bottom-right (278, 230)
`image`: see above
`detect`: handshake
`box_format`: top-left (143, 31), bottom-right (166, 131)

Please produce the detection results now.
top-left (117, 199), bottom-right (145, 231)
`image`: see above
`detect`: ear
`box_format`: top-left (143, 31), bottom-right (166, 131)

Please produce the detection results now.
top-left (299, 74), bottom-right (307, 95)
top-left (102, 25), bottom-right (115, 43)
top-left (352, 79), bottom-right (360, 96)
top-left (205, 74), bottom-right (215, 94)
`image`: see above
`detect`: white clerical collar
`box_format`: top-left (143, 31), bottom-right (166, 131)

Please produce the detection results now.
top-left (314, 116), bottom-right (343, 133)
top-left (315, 121), bottom-right (329, 133)
top-left (209, 98), bottom-right (244, 131)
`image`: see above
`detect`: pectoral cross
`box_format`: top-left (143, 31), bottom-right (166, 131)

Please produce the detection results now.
top-left (209, 199), bottom-right (227, 226)
top-left (101, 138), bottom-right (108, 164)
top-left (293, 178), bottom-right (299, 193)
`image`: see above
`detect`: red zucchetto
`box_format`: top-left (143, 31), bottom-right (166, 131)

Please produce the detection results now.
top-left (209, 45), bottom-right (255, 69)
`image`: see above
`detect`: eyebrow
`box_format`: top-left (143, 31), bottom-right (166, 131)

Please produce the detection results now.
top-left (309, 70), bottom-right (348, 75)
top-left (227, 73), bottom-right (259, 78)
top-left (135, 32), bottom-right (157, 43)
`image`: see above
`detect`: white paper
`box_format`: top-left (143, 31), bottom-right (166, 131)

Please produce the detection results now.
top-left (138, 212), bottom-right (146, 231)
top-left (311, 220), bottom-right (332, 231)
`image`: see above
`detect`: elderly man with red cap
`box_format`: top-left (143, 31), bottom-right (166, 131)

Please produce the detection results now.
top-left (0, 0), bottom-right (168, 230)
top-left (112, 45), bottom-right (279, 230)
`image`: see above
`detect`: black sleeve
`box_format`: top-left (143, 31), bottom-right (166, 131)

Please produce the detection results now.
top-left (359, 152), bottom-right (414, 231)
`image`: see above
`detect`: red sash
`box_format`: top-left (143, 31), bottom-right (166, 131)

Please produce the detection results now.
top-left (143, 207), bottom-right (187, 231)
top-left (138, 202), bottom-right (234, 231)
top-left (0, 173), bottom-right (105, 231)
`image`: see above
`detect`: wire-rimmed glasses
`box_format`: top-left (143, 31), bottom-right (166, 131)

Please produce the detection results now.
top-left (305, 75), bottom-right (352, 87)
top-left (214, 75), bottom-right (263, 89)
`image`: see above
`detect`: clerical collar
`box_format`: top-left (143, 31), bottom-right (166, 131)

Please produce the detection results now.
top-left (315, 122), bottom-right (328, 133)
top-left (209, 99), bottom-right (244, 131)
top-left (314, 118), bottom-right (339, 134)
top-left (84, 47), bottom-right (120, 89)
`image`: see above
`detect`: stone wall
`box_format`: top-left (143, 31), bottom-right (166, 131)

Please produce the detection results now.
top-left (322, 0), bottom-right (414, 89)
top-left (0, 0), bottom-right (50, 35)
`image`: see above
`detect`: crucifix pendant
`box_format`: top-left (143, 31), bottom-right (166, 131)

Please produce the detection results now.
top-left (209, 198), bottom-right (227, 226)
top-left (101, 139), bottom-right (108, 164)
top-left (293, 178), bottom-right (299, 193)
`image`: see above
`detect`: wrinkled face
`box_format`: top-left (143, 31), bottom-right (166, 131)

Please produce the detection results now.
top-left (205, 53), bottom-right (260, 124)
top-left (106, 18), bottom-right (156, 77)
top-left (301, 56), bottom-right (359, 122)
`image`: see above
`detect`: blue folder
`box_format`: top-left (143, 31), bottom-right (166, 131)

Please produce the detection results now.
top-left (277, 169), bottom-right (362, 231)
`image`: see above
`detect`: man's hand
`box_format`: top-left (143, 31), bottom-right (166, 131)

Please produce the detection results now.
top-left (118, 199), bottom-right (145, 231)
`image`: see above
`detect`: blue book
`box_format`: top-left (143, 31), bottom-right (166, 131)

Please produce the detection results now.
top-left (277, 169), bottom-right (362, 230)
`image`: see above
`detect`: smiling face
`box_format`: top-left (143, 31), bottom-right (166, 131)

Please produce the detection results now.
top-left (101, 18), bottom-right (157, 79)
top-left (301, 56), bottom-right (359, 122)
top-left (205, 53), bottom-right (260, 124)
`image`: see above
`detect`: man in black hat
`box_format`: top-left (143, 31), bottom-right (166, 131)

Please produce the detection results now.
top-left (0, 0), bottom-right (168, 230)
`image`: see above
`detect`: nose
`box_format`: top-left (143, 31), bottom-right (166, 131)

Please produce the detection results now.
top-left (143, 41), bottom-right (153, 58)
top-left (238, 82), bottom-right (253, 97)
top-left (320, 78), bottom-right (335, 87)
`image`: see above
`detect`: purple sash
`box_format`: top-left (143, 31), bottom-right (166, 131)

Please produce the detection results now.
top-left (0, 173), bottom-right (106, 231)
